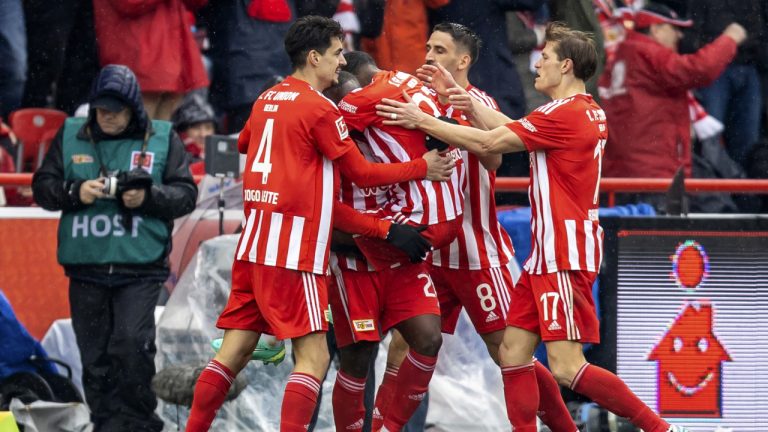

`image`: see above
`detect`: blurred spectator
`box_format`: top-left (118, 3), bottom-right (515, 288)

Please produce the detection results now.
top-left (333, 0), bottom-right (361, 51)
top-left (199, 0), bottom-right (293, 133)
top-left (31, 64), bottom-right (197, 431)
top-left (0, 0), bottom-right (26, 118)
top-left (549, 0), bottom-right (606, 99)
top-left (684, 0), bottom-right (767, 167)
top-left (600, 4), bottom-right (745, 183)
top-left (171, 92), bottom-right (216, 176)
top-left (431, 0), bottom-right (542, 205)
top-left (22, 0), bottom-right (99, 115)
top-left (361, 0), bottom-right (448, 74)
top-left (506, 9), bottom-right (550, 112)
top-left (93, 0), bottom-right (210, 120)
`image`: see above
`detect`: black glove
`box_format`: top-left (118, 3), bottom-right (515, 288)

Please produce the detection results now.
top-left (116, 167), bottom-right (154, 194)
top-left (425, 116), bottom-right (459, 152)
top-left (386, 223), bottom-right (432, 263)
top-left (115, 168), bottom-right (154, 229)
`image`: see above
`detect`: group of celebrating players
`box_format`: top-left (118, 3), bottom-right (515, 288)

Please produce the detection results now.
top-left (183, 15), bottom-right (690, 432)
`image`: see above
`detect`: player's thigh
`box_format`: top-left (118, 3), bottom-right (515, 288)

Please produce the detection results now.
top-left (379, 262), bottom-right (440, 334)
top-left (452, 266), bottom-right (514, 335)
top-left (530, 271), bottom-right (599, 343)
top-left (216, 259), bottom-right (270, 333)
top-left (328, 269), bottom-right (382, 348)
top-left (253, 265), bottom-right (329, 340)
top-left (499, 325), bottom-right (540, 367)
top-left (505, 272), bottom-right (541, 336)
top-left (429, 266), bottom-right (463, 334)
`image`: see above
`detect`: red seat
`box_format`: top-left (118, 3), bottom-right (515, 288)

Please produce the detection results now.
top-left (9, 108), bottom-right (68, 172)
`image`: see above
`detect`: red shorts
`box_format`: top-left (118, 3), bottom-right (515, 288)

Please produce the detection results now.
top-left (217, 260), bottom-right (329, 340)
top-left (328, 262), bottom-right (440, 348)
top-left (505, 270), bottom-right (600, 343)
top-left (354, 218), bottom-right (462, 270)
top-left (431, 265), bottom-right (514, 335)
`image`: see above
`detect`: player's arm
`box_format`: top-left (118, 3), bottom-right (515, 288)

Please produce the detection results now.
top-left (336, 146), bottom-right (454, 187)
top-left (376, 94), bottom-right (526, 156)
top-left (333, 201), bottom-right (433, 262)
top-left (418, 63), bottom-right (514, 130)
top-left (333, 201), bottom-right (390, 239)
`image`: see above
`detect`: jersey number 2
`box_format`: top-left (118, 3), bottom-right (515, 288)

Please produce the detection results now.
top-left (250, 118), bottom-right (274, 184)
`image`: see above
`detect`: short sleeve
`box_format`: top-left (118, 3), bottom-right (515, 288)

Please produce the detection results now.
top-left (338, 89), bottom-right (381, 132)
top-left (310, 106), bottom-right (356, 161)
top-left (506, 109), bottom-right (571, 152)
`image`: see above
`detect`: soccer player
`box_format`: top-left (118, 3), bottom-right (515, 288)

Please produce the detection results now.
top-left (376, 22), bottom-right (690, 432)
top-left (378, 22), bottom-right (578, 432)
top-left (185, 16), bottom-right (454, 432)
top-left (328, 51), bottom-right (465, 432)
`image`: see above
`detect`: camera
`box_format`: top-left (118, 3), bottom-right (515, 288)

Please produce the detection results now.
top-left (102, 174), bottom-right (120, 198)
top-left (100, 168), bottom-right (154, 199)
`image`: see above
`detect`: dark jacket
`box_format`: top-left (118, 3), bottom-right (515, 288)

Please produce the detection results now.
top-left (683, 0), bottom-right (767, 67)
top-left (200, 0), bottom-right (294, 111)
top-left (431, 0), bottom-right (544, 118)
top-left (32, 65), bottom-right (197, 283)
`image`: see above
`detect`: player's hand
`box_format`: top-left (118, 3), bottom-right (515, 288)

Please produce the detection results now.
top-left (422, 149), bottom-right (455, 181)
top-left (386, 223), bottom-right (432, 263)
top-left (416, 63), bottom-right (460, 97)
top-left (376, 91), bottom-right (428, 129)
top-left (447, 87), bottom-right (477, 117)
top-left (121, 188), bottom-right (146, 209)
top-left (79, 178), bottom-right (106, 204)
top-left (722, 23), bottom-right (747, 45)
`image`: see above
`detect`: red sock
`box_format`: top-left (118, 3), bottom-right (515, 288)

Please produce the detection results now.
top-left (332, 371), bottom-right (367, 430)
top-left (186, 360), bottom-right (235, 432)
top-left (372, 365), bottom-right (398, 431)
top-left (281, 373), bottom-right (321, 432)
top-left (501, 362), bottom-right (538, 432)
top-left (533, 361), bottom-right (578, 432)
top-left (382, 350), bottom-right (437, 431)
top-left (571, 363), bottom-right (669, 432)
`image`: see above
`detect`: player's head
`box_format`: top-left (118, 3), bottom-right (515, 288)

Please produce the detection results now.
top-left (426, 22), bottom-right (481, 79)
top-left (323, 71), bottom-right (361, 104)
top-left (284, 16), bottom-right (346, 87)
top-left (342, 51), bottom-right (379, 87)
top-left (534, 22), bottom-right (597, 95)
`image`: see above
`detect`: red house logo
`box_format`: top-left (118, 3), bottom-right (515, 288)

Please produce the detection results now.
top-left (647, 302), bottom-right (731, 417)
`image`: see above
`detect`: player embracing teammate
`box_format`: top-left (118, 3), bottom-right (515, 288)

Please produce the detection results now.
top-left (378, 21), bottom-right (691, 432)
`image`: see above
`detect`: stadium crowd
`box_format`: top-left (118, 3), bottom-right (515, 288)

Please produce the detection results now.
top-left (0, 1), bottom-right (767, 432)
top-left (0, 0), bottom-right (766, 210)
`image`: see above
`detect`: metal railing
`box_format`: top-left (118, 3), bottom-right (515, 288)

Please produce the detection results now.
top-left (3, 174), bottom-right (768, 207)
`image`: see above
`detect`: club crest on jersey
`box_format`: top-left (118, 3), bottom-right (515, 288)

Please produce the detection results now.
top-left (71, 154), bottom-right (94, 164)
top-left (130, 151), bottom-right (154, 173)
top-left (335, 117), bottom-right (349, 140)
top-left (352, 319), bottom-right (375, 332)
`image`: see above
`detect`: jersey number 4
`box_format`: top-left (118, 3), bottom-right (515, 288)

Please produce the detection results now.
top-left (250, 118), bottom-right (274, 184)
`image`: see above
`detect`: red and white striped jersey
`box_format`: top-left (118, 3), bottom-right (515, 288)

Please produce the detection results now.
top-left (430, 85), bottom-right (515, 270)
top-left (506, 94), bottom-right (607, 275)
top-left (235, 76), bottom-right (355, 275)
top-left (339, 70), bottom-right (465, 226)
top-left (332, 139), bottom-right (381, 273)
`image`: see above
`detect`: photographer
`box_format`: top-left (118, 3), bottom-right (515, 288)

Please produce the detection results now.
top-left (32, 64), bottom-right (197, 431)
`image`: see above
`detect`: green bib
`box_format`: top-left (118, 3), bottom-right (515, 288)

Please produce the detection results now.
top-left (57, 117), bottom-right (171, 265)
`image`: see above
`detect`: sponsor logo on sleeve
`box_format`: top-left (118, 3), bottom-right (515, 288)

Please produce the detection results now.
top-left (520, 118), bottom-right (537, 133)
top-left (335, 117), bottom-right (349, 140)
